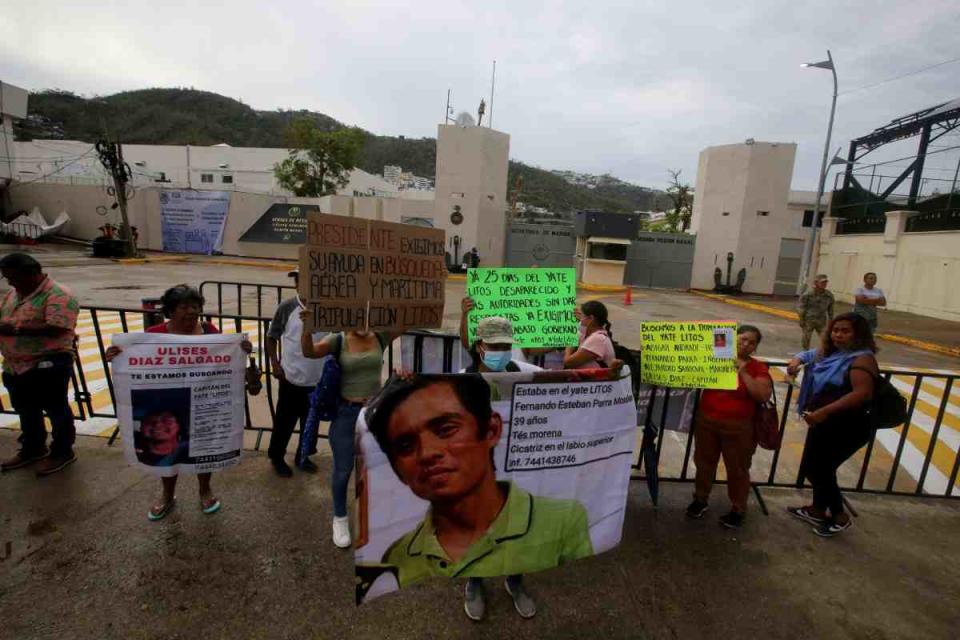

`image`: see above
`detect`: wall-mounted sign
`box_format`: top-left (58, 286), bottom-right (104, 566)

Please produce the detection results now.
top-left (238, 203), bottom-right (321, 243)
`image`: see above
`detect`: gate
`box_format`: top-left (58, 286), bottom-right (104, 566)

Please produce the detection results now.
top-left (504, 220), bottom-right (575, 267)
top-left (624, 232), bottom-right (696, 288)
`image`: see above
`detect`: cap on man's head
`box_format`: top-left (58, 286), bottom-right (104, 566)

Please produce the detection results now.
top-left (0, 252), bottom-right (42, 273)
top-left (814, 274), bottom-right (829, 282)
top-left (477, 316), bottom-right (514, 345)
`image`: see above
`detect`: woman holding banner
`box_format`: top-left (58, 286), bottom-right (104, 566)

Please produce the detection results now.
top-left (785, 313), bottom-right (878, 537)
top-left (105, 284), bottom-right (252, 521)
top-left (564, 301), bottom-right (616, 370)
top-left (300, 312), bottom-right (399, 549)
top-left (686, 325), bottom-right (772, 529)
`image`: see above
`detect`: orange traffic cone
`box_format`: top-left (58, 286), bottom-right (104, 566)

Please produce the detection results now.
top-left (624, 287), bottom-right (632, 306)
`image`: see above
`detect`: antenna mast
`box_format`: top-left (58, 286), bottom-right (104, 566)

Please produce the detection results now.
top-left (489, 60), bottom-right (496, 128)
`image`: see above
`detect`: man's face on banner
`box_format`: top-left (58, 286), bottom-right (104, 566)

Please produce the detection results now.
top-left (142, 411), bottom-right (180, 455)
top-left (384, 382), bottom-right (502, 503)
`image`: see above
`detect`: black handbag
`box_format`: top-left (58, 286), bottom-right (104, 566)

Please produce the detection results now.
top-left (867, 375), bottom-right (908, 429)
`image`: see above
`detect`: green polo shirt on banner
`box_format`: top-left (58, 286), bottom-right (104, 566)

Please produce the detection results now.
top-left (382, 481), bottom-right (594, 587)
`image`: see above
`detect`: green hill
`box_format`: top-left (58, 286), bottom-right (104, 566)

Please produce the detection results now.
top-left (16, 88), bottom-right (669, 213)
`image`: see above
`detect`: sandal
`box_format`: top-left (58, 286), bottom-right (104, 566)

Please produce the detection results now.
top-left (201, 496), bottom-right (221, 515)
top-left (148, 498), bottom-right (176, 521)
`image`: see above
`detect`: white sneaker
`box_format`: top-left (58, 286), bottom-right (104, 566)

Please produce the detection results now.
top-left (332, 516), bottom-right (351, 548)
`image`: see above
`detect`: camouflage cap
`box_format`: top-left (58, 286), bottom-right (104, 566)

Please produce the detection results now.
top-left (477, 316), bottom-right (514, 344)
top-left (814, 274), bottom-right (829, 282)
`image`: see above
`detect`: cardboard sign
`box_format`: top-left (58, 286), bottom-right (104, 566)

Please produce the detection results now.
top-left (639, 321), bottom-right (738, 390)
top-left (299, 213), bottom-right (446, 332)
top-left (466, 268), bottom-right (578, 347)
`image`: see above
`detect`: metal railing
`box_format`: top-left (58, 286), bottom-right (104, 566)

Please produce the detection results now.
top-left (1, 309), bottom-right (957, 502)
top-left (198, 280), bottom-right (296, 319)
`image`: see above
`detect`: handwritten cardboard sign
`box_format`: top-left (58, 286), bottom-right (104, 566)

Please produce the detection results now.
top-left (467, 268), bottom-right (578, 347)
top-left (299, 213), bottom-right (446, 332)
top-left (639, 321), bottom-right (738, 390)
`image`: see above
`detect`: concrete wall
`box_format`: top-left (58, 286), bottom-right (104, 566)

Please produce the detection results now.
top-left (1, 81), bottom-right (28, 183)
top-left (817, 211), bottom-right (960, 322)
top-left (433, 124), bottom-right (510, 266)
top-left (690, 141), bottom-right (798, 294)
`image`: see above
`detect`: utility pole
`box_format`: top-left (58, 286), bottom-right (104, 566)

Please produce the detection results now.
top-left (96, 140), bottom-right (138, 258)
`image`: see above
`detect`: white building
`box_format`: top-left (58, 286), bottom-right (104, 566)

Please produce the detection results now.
top-left (10, 121), bottom-right (511, 265)
top-left (383, 165), bottom-right (402, 183)
top-left (11, 139), bottom-right (408, 200)
top-left (689, 141), bottom-right (831, 295)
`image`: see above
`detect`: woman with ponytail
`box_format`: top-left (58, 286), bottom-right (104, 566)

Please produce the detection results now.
top-left (563, 300), bottom-right (616, 369)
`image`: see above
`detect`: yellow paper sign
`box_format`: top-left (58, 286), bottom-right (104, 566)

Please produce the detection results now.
top-left (640, 321), bottom-right (738, 390)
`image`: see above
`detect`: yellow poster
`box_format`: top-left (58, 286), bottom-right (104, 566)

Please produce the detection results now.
top-left (639, 321), bottom-right (738, 390)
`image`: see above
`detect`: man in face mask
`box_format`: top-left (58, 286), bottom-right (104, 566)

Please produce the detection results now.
top-left (461, 315), bottom-right (541, 374)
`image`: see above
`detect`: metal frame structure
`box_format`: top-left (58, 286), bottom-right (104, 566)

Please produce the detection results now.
top-left (841, 98), bottom-right (960, 207)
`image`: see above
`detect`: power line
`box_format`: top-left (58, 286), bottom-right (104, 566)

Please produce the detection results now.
top-left (8, 146), bottom-right (98, 189)
top-left (839, 54), bottom-right (960, 96)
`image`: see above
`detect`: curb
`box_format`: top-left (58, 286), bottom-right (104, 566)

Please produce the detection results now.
top-left (577, 282), bottom-right (628, 293)
top-left (690, 290), bottom-right (960, 359)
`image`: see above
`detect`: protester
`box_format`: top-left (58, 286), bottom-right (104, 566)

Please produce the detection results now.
top-left (852, 272), bottom-right (886, 332)
top-left (265, 269), bottom-right (326, 477)
top-left (457, 300), bottom-right (539, 620)
top-left (785, 312), bottom-right (878, 537)
top-left (563, 300), bottom-right (617, 369)
top-left (686, 325), bottom-right (772, 528)
top-left (300, 311), bottom-right (398, 549)
top-left (367, 375), bottom-right (592, 615)
top-left (459, 297), bottom-right (540, 376)
top-left (105, 284), bottom-right (252, 520)
top-left (797, 274), bottom-right (834, 350)
top-left (0, 253), bottom-right (80, 476)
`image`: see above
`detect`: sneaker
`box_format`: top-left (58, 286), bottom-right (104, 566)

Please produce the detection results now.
top-left (296, 457), bottom-right (319, 473)
top-left (464, 579), bottom-right (486, 621)
top-left (813, 518), bottom-right (853, 538)
top-left (685, 499), bottom-right (709, 519)
top-left (35, 451), bottom-right (76, 477)
top-left (787, 506), bottom-right (827, 526)
top-left (332, 516), bottom-right (351, 548)
top-left (1, 448), bottom-right (48, 472)
top-left (271, 457), bottom-right (293, 478)
top-left (719, 511), bottom-right (744, 529)
top-left (504, 577), bottom-right (537, 619)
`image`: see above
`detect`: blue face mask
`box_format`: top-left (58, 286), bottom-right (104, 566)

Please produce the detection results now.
top-left (481, 349), bottom-right (512, 372)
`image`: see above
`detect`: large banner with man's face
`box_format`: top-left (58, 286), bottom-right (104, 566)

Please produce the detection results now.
top-left (354, 369), bottom-right (636, 604)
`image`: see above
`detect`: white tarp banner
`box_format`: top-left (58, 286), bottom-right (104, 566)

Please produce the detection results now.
top-left (111, 333), bottom-right (246, 477)
top-left (354, 369), bottom-right (636, 603)
top-left (159, 190), bottom-right (230, 254)
top-left (0, 207), bottom-right (70, 238)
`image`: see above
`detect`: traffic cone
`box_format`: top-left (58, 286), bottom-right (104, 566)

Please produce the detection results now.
top-left (624, 287), bottom-right (632, 306)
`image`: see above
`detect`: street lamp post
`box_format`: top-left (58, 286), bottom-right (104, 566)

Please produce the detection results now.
top-left (797, 50), bottom-right (838, 295)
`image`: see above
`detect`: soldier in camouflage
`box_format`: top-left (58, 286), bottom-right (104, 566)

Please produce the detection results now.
top-left (797, 274), bottom-right (834, 349)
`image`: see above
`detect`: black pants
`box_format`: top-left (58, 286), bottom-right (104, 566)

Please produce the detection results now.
top-left (2, 353), bottom-right (75, 456)
top-left (267, 378), bottom-right (313, 461)
top-left (801, 414), bottom-right (873, 515)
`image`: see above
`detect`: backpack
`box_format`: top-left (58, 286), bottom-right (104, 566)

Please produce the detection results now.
top-left (309, 333), bottom-right (344, 422)
top-left (611, 340), bottom-right (641, 397)
top-left (865, 372), bottom-right (908, 429)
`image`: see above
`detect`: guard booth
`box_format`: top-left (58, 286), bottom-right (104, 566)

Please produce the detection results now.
top-left (574, 210), bottom-right (640, 286)
top-left (624, 232), bottom-right (696, 289)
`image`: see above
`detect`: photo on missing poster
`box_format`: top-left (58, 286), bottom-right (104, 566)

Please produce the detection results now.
top-left (353, 369), bottom-right (637, 604)
top-left (111, 333), bottom-right (247, 476)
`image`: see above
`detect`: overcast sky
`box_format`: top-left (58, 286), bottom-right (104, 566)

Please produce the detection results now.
top-left (3, 0), bottom-right (959, 191)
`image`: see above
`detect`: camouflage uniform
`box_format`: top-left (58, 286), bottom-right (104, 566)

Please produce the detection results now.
top-left (797, 288), bottom-right (835, 350)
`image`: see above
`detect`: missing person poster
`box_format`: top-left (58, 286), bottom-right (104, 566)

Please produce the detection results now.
top-left (639, 321), bottom-right (738, 390)
top-left (354, 369), bottom-right (636, 604)
top-left (466, 268), bottom-right (578, 347)
top-left (110, 333), bottom-right (247, 476)
top-left (299, 213), bottom-right (446, 333)
top-left (159, 190), bottom-right (231, 255)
